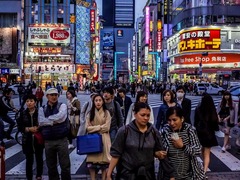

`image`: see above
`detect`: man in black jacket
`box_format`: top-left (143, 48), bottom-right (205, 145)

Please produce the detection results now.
top-left (117, 88), bottom-right (132, 124)
top-left (0, 88), bottom-right (18, 140)
top-left (176, 85), bottom-right (192, 124)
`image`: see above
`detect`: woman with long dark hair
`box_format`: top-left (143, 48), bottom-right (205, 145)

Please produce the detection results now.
top-left (161, 106), bottom-right (204, 180)
top-left (194, 93), bottom-right (219, 175)
top-left (217, 91), bottom-right (236, 152)
top-left (66, 89), bottom-right (80, 149)
top-left (125, 91), bottom-right (154, 125)
top-left (85, 94), bottom-right (111, 180)
top-left (156, 89), bottom-right (181, 130)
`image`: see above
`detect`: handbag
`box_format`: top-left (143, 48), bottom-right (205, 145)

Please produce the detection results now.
top-left (190, 156), bottom-right (205, 180)
top-left (230, 125), bottom-right (240, 139)
top-left (70, 115), bottom-right (80, 138)
top-left (77, 133), bottom-right (103, 155)
top-left (34, 132), bottom-right (44, 145)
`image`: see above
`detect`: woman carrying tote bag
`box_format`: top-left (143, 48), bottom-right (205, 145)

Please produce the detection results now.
top-left (85, 94), bottom-right (111, 180)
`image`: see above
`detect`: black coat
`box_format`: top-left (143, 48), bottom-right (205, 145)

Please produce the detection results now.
top-left (18, 108), bottom-right (44, 154)
top-left (118, 96), bottom-right (132, 122)
top-left (181, 98), bottom-right (192, 124)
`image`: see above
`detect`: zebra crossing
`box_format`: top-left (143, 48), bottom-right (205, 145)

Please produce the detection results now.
top-left (147, 94), bottom-right (222, 110)
top-left (2, 94), bottom-right (240, 176)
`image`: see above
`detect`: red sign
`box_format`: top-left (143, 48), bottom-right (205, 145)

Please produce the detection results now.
top-left (149, 39), bottom-right (153, 52)
top-left (157, 31), bottom-right (162, 51)
top-left (50, 29), bottom-right (69, 40)
top-left (174, 53), bottom-right (240, 65)
top-left (179, 28), bottom-right (221, 53)
top-left (90, 9), bottom-right (95, 33)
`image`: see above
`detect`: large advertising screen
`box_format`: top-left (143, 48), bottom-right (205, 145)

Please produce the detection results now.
top-left (102, 51), bottom-right (114, 63)
top-left (28, 24), bottom-right (70, 44)
top-left (103, 32), bottom-right (114, 50)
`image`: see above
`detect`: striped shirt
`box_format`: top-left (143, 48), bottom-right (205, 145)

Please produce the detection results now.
top-left (160, 123), bottom-right (202, 180)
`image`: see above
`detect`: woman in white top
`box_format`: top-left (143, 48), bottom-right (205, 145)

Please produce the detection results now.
top-left (125, 91), bottom-right (154, 125)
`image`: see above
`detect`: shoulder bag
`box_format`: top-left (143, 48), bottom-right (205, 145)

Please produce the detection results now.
top-left (76, 133), bottom-right (103, 155)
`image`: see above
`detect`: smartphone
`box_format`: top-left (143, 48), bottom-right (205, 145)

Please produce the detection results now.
top-left (171, 132), bottom-right (179, 140)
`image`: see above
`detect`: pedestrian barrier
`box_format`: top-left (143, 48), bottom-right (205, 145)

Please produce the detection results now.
top-left (0, 146), bottom-right (5, 180)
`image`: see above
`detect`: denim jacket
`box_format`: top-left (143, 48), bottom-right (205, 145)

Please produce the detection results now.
top-left (155, 103), bottom-right (181, 131)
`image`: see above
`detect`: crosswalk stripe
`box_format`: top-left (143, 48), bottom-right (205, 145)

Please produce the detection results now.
top-left (5, 144), bottom-right (22, 159)
top-left (4, 95), bottom-right (240, 175)
top-left (211, 146), bottom-right (240, 171)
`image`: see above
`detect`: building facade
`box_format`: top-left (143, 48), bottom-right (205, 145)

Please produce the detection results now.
top-left (23, 0), bottom-right (75, 88)
top-left (168, 0), bottom-right (240, 85)
top-left (0, 0), bottom-right (22, 83)
top-left (101, 0), bottom-right (135, 83)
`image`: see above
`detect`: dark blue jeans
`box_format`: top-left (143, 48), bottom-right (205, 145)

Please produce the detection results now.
top-left (0, 114), bottom-right (15, 135)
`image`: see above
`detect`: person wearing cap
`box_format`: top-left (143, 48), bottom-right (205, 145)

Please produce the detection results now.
top-left (38, 88), bottom-right (71, 180)
top-left (102, 87), bottom-right (124, 142)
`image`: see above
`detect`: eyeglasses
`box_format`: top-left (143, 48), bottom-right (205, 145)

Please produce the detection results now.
top-left (49, 94), bottom-right (58, 96)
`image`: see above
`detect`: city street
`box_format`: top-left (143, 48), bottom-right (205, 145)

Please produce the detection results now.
top-left (2, 92), bottom-right (240, 179)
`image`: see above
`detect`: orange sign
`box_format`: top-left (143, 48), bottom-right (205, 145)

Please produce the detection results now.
top-left (32, 47), bottom-right (62, 54)
top-left (178, 28), bottom-right (221, 53)
top-left (174, 53), bottom-right (240, 65)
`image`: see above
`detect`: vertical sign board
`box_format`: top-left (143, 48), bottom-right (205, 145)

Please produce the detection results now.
top-left (90, 9), bottom-right (95, 34)
top-left (145, 7), bottom-right (150, 44)
top-left (157, 20), bottom-right (162, 52)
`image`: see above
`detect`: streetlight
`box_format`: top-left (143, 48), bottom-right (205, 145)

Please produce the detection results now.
top-left (149, 52), bottom-right (161, 81)
top-left (114, 51), bottom-right (125, 81)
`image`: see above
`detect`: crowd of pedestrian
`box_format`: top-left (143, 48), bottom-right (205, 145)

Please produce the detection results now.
top-left (0, 81), bottom-right (240, 180)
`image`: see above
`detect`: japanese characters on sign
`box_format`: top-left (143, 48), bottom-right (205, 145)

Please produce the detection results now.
top-left (24, 63), bottom-right (75, 74)
top-left (145, 7), bottom-right (150, 44)
top-left (174, 53), bottom-right (240, 65)
top-left (90, 9), bottom-right (95, 34)
top-left (149, 39), bottom-right (153, 52)
top-left (178, 28), bottom-right (221, 53)
top-left (28, 24), bottom-right (70, 44)
top-left (157, 31), bottom-right (162, 51)
top-left (32, 47), bottom-right (62, 54)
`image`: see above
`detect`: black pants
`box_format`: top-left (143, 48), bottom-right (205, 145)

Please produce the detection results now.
top-left (25, 146), bottom-right (44, 180)
top-left (37, 98), bottom-right (43, 107)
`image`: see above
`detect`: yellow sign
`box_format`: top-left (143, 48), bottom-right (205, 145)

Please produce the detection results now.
top-left (178, 28), bottom-right (221, 53)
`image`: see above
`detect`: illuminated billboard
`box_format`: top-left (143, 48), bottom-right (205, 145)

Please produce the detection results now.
top-left (178, 28), bottom-right (221, 53)
top-left (145, 6), bottom-right (150, 44)
top-left (28, 24), bottom-right (70, 44)
top-left (75, 5), bottom-right (90, 64)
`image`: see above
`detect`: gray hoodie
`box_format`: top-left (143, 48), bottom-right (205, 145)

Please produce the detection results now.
top-left (110, 120), bottom-right (174, 179)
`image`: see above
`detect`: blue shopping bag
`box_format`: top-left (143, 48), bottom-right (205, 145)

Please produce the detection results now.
top-left (77, 133), bottom-right (103, 155)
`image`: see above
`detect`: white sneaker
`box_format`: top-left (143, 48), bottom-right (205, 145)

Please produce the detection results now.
top-left (226, 145), bottom-right (231, 150)
top-left (68, 144), bottom-right (74, 149)
top-left (221, 146), bottom-right (226, 153)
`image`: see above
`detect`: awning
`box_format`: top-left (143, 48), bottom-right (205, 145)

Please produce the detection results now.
top-left (170, 68), bottom-right (240, 74)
